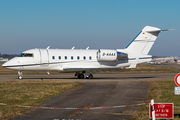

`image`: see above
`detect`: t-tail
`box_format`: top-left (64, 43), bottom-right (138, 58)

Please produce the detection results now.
top-left (126, 26), bottom-right (173, 55)
top-left (124, 26), bottom-right (174, 69)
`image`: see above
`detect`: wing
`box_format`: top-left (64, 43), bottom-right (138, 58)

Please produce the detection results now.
top-left (63, 66), bottom-right (124, 73)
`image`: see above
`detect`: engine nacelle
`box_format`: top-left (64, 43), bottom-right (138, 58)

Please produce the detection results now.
top-left (97, 49), bottom-right (128, 61)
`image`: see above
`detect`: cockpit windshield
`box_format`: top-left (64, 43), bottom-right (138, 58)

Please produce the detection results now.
top-left (17, 53), bottom-right (34, 57)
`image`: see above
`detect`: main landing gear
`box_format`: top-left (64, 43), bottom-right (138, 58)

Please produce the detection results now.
top-left (18, 71), bottom-right (23, 79)
top-left (86, 74), bottom-right (93, 79)
top-left (75, 72), bottom-right (93, 79)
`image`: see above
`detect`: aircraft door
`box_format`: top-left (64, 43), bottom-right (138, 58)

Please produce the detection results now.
top-left (39, 49), bottom-right (49, 67)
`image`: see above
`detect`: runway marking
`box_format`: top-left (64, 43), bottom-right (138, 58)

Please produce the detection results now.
top-left (0, 103), bottom-right (146, 110)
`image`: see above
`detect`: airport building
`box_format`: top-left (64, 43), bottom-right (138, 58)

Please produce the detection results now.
top-left (0, 57), bottom-right (8, 62)
top-left (149, 56), bottom-right (180, 64)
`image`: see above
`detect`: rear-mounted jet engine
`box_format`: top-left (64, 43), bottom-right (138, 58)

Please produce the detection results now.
top-left (97, 49), bottom-right (128, 61)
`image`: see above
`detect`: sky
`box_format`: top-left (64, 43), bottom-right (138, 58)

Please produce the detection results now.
top-left (0, 0), bottom-right (179, 56)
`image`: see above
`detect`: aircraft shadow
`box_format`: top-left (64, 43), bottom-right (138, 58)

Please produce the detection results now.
top-left (174, 114), bottom-right (180, 118)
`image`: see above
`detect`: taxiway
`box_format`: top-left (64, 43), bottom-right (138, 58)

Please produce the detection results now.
top-left (0, 73), bottom-right (176, 120)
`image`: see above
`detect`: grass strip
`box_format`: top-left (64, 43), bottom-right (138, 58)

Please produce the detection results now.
top-left (130, 80), bottom-right (180, 120)
top-left (0, 81), bottom-right (84, 119)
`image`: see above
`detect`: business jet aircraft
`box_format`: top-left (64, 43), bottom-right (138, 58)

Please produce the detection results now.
top-left (3, 26), bottom-right (173, 79)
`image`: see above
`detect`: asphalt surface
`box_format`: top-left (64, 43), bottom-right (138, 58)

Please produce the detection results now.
top-left (0, 73), bottom-right (177, 120)
top-left (0, 73), bottom-right (176, 82)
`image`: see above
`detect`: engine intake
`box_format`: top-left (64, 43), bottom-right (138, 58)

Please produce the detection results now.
top-left (97, 49), bottom-right (128, 61)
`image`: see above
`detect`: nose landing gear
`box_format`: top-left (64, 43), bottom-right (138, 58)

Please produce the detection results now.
top-left (18, 71), bottom-right (23, 79)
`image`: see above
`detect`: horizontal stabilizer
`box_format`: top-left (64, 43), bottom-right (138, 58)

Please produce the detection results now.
top-left (146, 29), bottom-right (175, 33)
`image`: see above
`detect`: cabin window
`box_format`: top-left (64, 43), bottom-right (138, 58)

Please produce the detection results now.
top-left (89, 56), bottom-right (92, 60)
top-left (17, 53), bottom-right (33, 57)
top-left (84, 56), bottom-right (86, 60)
top-left (59, 56), bottom-right (61, 60)
top-left (52, 56), bottom-right (55, 59)
top-left (65, 56), bottom-right (67, 60)
top-left (71, 56), bottom-right (73, 60)
top-left (77, 56), bottom-right (80, 60)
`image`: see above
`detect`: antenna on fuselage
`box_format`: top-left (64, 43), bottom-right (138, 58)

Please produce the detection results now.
top-left (86, 46), bottom-right (89, 50)
top-left (46, 46), bottom-right (50, 49)
top-left (71, 46), bottom-right (75, 50)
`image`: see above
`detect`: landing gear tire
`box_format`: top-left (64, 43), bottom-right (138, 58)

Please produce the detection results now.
top-left (89, 74), bottom-right (93, 79)
top-left (78, 74), bottom-right (84, 79)
top-left (18, 71), bottom-right (23, 79)
top-left (86, 74), bottom-right (93, 79)
top-left (18, 75), bottom-right (23, 79)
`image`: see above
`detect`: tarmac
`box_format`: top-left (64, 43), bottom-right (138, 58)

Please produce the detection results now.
top-left (0, 73), bottom-right (176, 82)
top-left (0, 73), bottom-right (177, 120)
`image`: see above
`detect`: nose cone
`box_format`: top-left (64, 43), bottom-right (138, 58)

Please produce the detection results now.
top-left (2, 62), bottom-right (8, 67)
top-left (2, 61), bottom-right (12, 68)
top-left (2, 59), bottom-right (20, 70)
top-left (2, 58), bottom-right (14, 67)
top-left (2, 58), bottom-right (16, 67)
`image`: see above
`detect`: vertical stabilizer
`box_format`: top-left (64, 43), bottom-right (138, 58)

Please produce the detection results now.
top-left (126, 26), bottom-right (162, 55)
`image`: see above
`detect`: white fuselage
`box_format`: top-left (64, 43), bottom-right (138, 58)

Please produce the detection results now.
top-left (3, 26), bottom-right (171, 79)
top-left (2, 48), bottom-right (151, 72)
